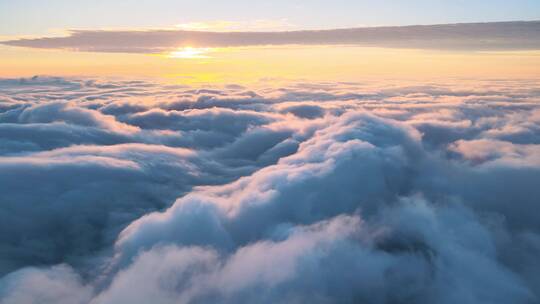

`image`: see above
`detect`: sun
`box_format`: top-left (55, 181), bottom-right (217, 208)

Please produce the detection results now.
top-left (168, 47), bottom-right (213, 59)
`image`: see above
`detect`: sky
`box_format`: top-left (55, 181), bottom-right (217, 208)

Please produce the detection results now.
top-left (0, 1), bottom-right (539, 81)
top-left (2, 0), bottom-right (540, 35)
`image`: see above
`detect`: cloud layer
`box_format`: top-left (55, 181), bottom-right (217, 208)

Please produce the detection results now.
top-left (3, 21), bottom-right (540, 53)
top-left (0, 76), bottom-right (540, 303)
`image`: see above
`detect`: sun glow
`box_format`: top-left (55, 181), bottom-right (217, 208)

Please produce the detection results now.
top-left (168, 47), bottom-right (213, 59)
top-left (2, 45), bottom-right (540, 82)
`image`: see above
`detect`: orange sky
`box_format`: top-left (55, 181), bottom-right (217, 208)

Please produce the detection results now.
top-left (2, 45), bottom-right (540, 84)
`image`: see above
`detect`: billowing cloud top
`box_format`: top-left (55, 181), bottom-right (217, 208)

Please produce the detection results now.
top-left (3, 21), bottom-right (540, 53)
top-left (0, 76), bottom-right (540, 303)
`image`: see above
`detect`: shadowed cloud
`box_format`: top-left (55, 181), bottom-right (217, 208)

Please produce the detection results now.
top-left (3, 21), bottom-right (540, 53)
top-left (0, 76), bottom-right (539, 303)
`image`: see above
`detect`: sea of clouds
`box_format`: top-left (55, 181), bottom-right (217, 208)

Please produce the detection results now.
top-left (0, 76), bottom-right (539, 303)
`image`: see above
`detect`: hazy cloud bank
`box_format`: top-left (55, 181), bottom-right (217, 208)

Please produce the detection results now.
top-left (0, 76), bottom-right (540, 303)
top-left (3, 21), bottom-right (540, 53)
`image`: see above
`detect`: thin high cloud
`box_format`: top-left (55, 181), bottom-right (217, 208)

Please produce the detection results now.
top-left (0, 76), bottom-right (540, 303)
top-left (3, 21), bottom-right (540, 53)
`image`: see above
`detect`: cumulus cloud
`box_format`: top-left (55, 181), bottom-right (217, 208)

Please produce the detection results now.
top-left (0, 265), bottom-right (92, 304)
top-left (0, 76), bottom-right (540, 303)
top-left (2, 21), bottom-right (540, 53)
